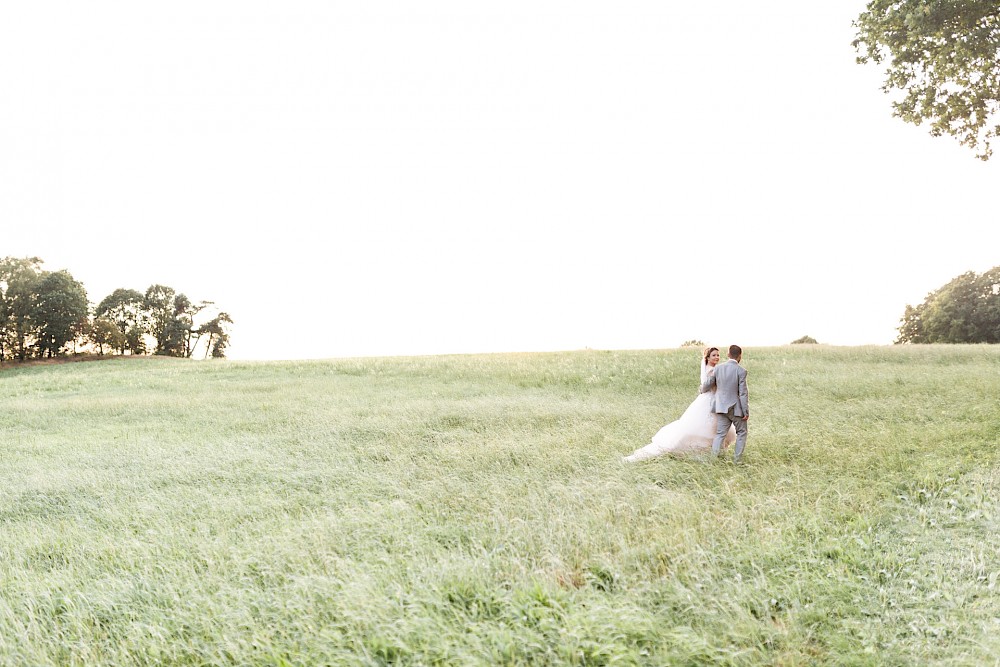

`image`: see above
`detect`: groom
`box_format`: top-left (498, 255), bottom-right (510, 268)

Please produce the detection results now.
top-left (699, 344), bottom-right (749, 462)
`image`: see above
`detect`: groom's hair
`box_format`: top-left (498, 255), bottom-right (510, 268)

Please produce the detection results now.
top-left (728, 344), bottom-right (742, 358)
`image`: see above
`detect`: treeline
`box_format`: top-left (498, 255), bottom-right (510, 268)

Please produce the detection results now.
top-left (0, 256), bottom-right (233, 363)
top-left (897, 266), bottom-right (1000, 344)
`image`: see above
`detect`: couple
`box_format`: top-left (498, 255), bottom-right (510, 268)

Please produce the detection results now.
top-left (623, 345), bottom-right (750, 463)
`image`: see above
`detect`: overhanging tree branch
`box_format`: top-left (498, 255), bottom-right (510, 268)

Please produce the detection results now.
top-left (854, 0), bottom-right (1000, 159)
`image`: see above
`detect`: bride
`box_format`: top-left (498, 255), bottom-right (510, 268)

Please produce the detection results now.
top-left (623, 347), bottom-right (736, 462)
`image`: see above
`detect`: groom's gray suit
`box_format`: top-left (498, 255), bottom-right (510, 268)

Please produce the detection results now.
top-left (699, 357), bottom-right (749, 461)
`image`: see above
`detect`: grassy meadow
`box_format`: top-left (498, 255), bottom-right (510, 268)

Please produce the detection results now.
top-left (0, 345), bottom-right (998, 666)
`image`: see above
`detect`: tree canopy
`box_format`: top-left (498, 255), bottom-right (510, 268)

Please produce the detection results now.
top-left (0, 257), bottom-right (44, 361)
top-left (853, 1), bottom-right (1000, 160)
top-left (34, 270), bottom-right (89, 358)
top-left (896, 266), bottom-right (1000, 343)
top-left (95, 288), bottom-right (147, 355)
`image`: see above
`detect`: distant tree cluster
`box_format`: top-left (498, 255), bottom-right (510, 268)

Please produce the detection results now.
top-left (896, 266), bottom-right (1000, 344)
top-left (790, 335), bottom-right (819, 345)
top-left (0, 256), bottom-right (233, 362)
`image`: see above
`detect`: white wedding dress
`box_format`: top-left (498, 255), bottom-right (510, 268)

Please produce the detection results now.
top-left (623, 360), bottom-right (736, 462)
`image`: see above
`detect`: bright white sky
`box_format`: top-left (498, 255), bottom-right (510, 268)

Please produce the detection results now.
top-left (2, 2), bottom-right (997, 360)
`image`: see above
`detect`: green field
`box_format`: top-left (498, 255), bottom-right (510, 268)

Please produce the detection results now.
top-left (1, 346), bottom-right (998, 666)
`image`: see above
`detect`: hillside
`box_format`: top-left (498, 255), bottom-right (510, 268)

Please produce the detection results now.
top-left (1, 346), bottom-right (998, 665)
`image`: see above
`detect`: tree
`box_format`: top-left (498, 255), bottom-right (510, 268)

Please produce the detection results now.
top-left (177, 297), bottom-right (212, 358)
top-left (853, 2), bottom-right (1000, 160)
top-left (790, 335), bottom-right (819, 344)
top-left (144, 284), bottom-right (178, 355)
top-left (976, 266), bottom-right (1000, 341)
top-left (89, 316), bottom-right (127, 355)
top-left (0, 257), bottom-right (43, 362)
top-left (143, 285), bottom-right (225, 358)
top-left (895, 266), bottom-right (1000, 343)
top-left (34, 270), bottom-right (89, 357)
top-left (144, 284), bottom-right (203, 357)
top-left (210, 330), bottom-right (230, 358)
top-left (896, 303), bottom-right (926, 344)
top-left (199, 312), bottom-right (233, 359)
top-left (95, 288), bottom-right (147, 355)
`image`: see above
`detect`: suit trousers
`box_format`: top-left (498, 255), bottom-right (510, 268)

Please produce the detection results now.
top-left (713, 407), bottom-right (748, 461)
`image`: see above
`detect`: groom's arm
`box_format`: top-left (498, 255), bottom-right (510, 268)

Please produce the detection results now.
top-left (738, 368), bottom-right (749, 417)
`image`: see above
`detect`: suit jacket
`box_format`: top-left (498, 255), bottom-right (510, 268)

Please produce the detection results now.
top-left (699, 359), bottom-right (749, 417)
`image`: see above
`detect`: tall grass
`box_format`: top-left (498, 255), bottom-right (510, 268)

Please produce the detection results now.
top-left (0, 346), bottom-right (998, 665)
